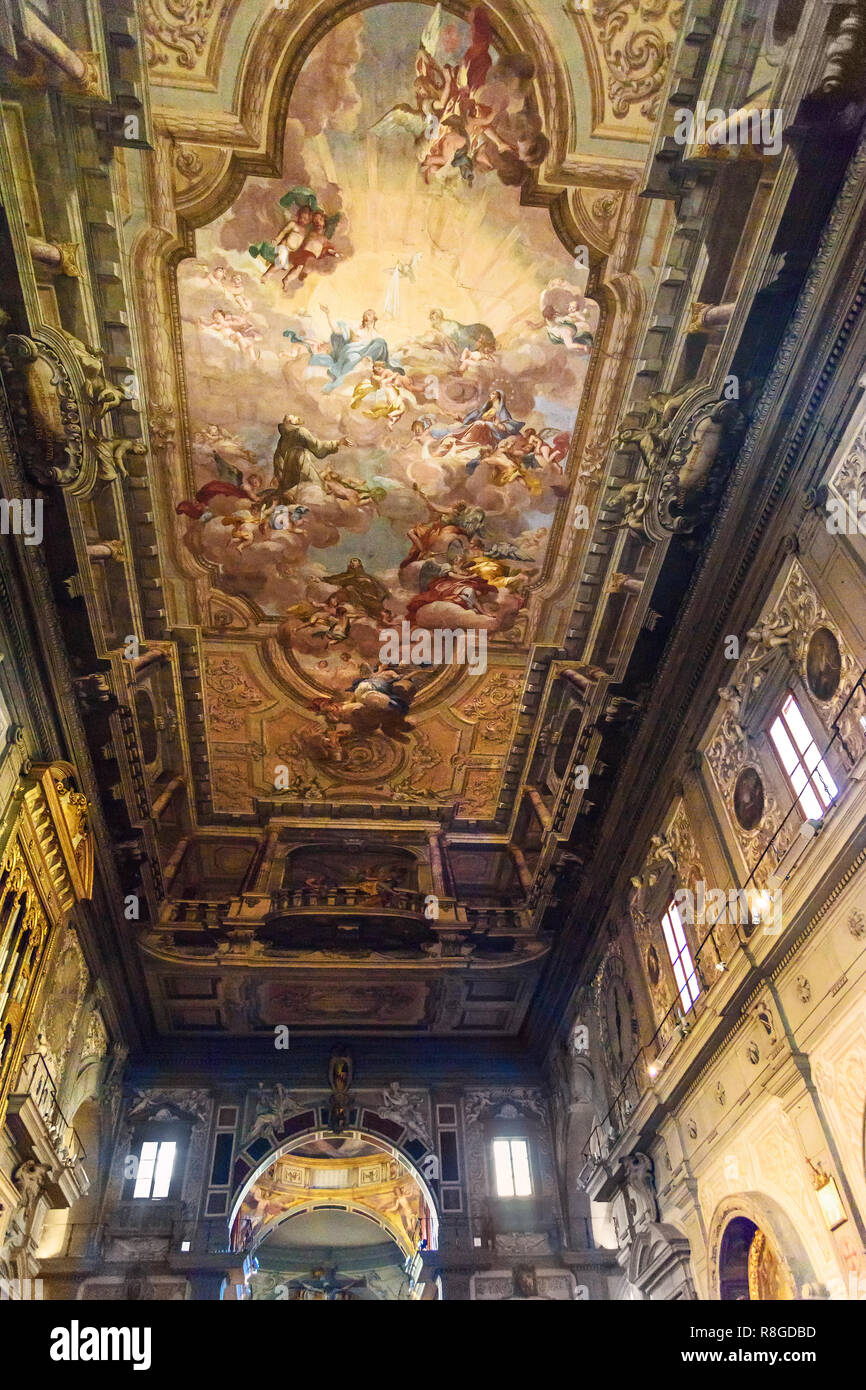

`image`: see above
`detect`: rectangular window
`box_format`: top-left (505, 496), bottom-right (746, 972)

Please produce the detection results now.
top-left (661, 900), bottom-right (701, 1014)
top-left (492, 1138), bottom-right (532, 1197)
top-left (769, 693), bottom-right (837, 819)
top-left (133, 1140), bottom-right (176, 1199)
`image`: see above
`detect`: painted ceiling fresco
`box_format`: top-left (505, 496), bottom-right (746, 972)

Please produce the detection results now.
top-left (174, 5), bottom-right (597, 809)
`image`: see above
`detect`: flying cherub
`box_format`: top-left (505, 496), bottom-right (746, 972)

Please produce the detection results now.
top-left (536, 278), bottom-right (595, 353)
top-left (369, 5), bottom-right (549, 189)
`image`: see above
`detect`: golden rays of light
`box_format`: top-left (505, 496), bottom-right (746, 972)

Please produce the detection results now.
top-left (289, 130), bottom-right (544, 342)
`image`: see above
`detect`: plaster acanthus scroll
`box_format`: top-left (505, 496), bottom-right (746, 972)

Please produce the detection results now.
top-left (590, 0), bottom-right (684, 121)
top-left (143, 0), bottom-right (219, 71)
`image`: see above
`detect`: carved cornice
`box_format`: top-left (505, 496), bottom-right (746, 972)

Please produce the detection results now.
top-left (535, 129), bottom-right (866, 1042)
top-left (18, 763), bottom-right (94, 918)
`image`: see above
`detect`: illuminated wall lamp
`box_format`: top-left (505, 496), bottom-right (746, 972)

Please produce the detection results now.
top-left (808, 1160), bottom-right (847, 1231)
top-left (747, 888), bottom-right (774, 923)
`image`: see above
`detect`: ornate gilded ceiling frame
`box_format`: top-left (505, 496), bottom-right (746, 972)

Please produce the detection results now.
top-left (128, 0), bottom-right (652, 822)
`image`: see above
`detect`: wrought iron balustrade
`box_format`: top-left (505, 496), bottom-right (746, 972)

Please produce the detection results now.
top-left (12, 1053), bottom-right (85, 1166)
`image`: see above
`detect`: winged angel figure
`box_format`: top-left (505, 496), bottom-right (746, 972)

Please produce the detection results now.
top-left (369, 4), bottom-right (549, 188)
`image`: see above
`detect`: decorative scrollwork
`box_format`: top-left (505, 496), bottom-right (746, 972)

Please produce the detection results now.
top-left (143, 0), bottom-right (219, 71)
top-left (592, 0), bottom-right (684, 121)
top-left (0, 324), bottom-right (139, 496)
top-left (605, 383), bottom-right (746, 541)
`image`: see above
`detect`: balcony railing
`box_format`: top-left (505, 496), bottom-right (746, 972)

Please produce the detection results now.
top-left (271, 885), bottom-right (438, 913)
top-left (42, 1216), bottom-right (235, 1261)
top-left (161, 899), bottom-right (231, 927)
top-left (159, 889), bottom-right (532, 936)
top-left (11, 1054), bottom-right (85, 1167)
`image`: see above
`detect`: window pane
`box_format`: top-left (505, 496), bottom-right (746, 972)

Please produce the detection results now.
top-left (782, 698), bottom-right (812, 753)
top-left (661, 913), bottom-right (677, 956)
top-left (492, 1139), bottom-right (515, 1197)
top-left (802, 741), bottom-right (821, 773)
top-left (772, 695), bottom-right (839, 820)
top-left (661, 899), bottom-right (702, 1014)
top-left (797, 783), bottom-right (823, 820)
top-left (770, 718), bottom-right (799, 773)
top-left (510, 1140), bottom-right (531, 1197)
top-left (133, 1141), bottom-right (158, 1199)
top-left (151, 1141), bottom-right (176, 1199)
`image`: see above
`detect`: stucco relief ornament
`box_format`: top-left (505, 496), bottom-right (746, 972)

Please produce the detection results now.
top-left (143, 0), bottom-right (218, 70)
top-left (380, 1082), bottom-right (432, 1148)
top-left (205, 657), bottom-right (265, 734)
top-left (462, 672), bottom-right (522, 740)
top-left (128, 1088), bottom-right (210, 1125)
top-left (1, 320), bottom-right (134, 497)
top-left (81, 1008), bottom-right (108, 1064)
top-left (463, 1088), bottom-right (546, 1128)
top-left (605, 383), bottom-right (745, 542)
top-left (622, 1151), bottom-right (659, 1228)
top-left (753, 999), bottom-right (776, 1043)
top-left (714, 1080), bottom-right (726, 1107)
top-left (629, 831), bottom-right (679, 904)
top-left (761, 563), bottom-right (865, 760)
top-left (830, 415), bottom-right (866, 498)
top-left (591, 0), bottom-right (683, 121)
top-left (849, 909), bottom-right (866, 939)
top-left (243, 1083), bottom-right (303, 1148)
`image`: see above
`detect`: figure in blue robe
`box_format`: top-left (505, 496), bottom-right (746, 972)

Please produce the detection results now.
top-left (309, 307), bottom-right (404, 393)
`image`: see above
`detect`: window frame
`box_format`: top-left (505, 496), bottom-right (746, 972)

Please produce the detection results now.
top-left (132, 1138), bottom-right (177, 1200)
top-left (123, 1121), bottom-right (189, 1201)
top-left (767, 689), bottom-right (838, 821)
top-left (491, 1136), bottom-right (533, 1199)
top-left (660, 897), bottom-right (701, 1015)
